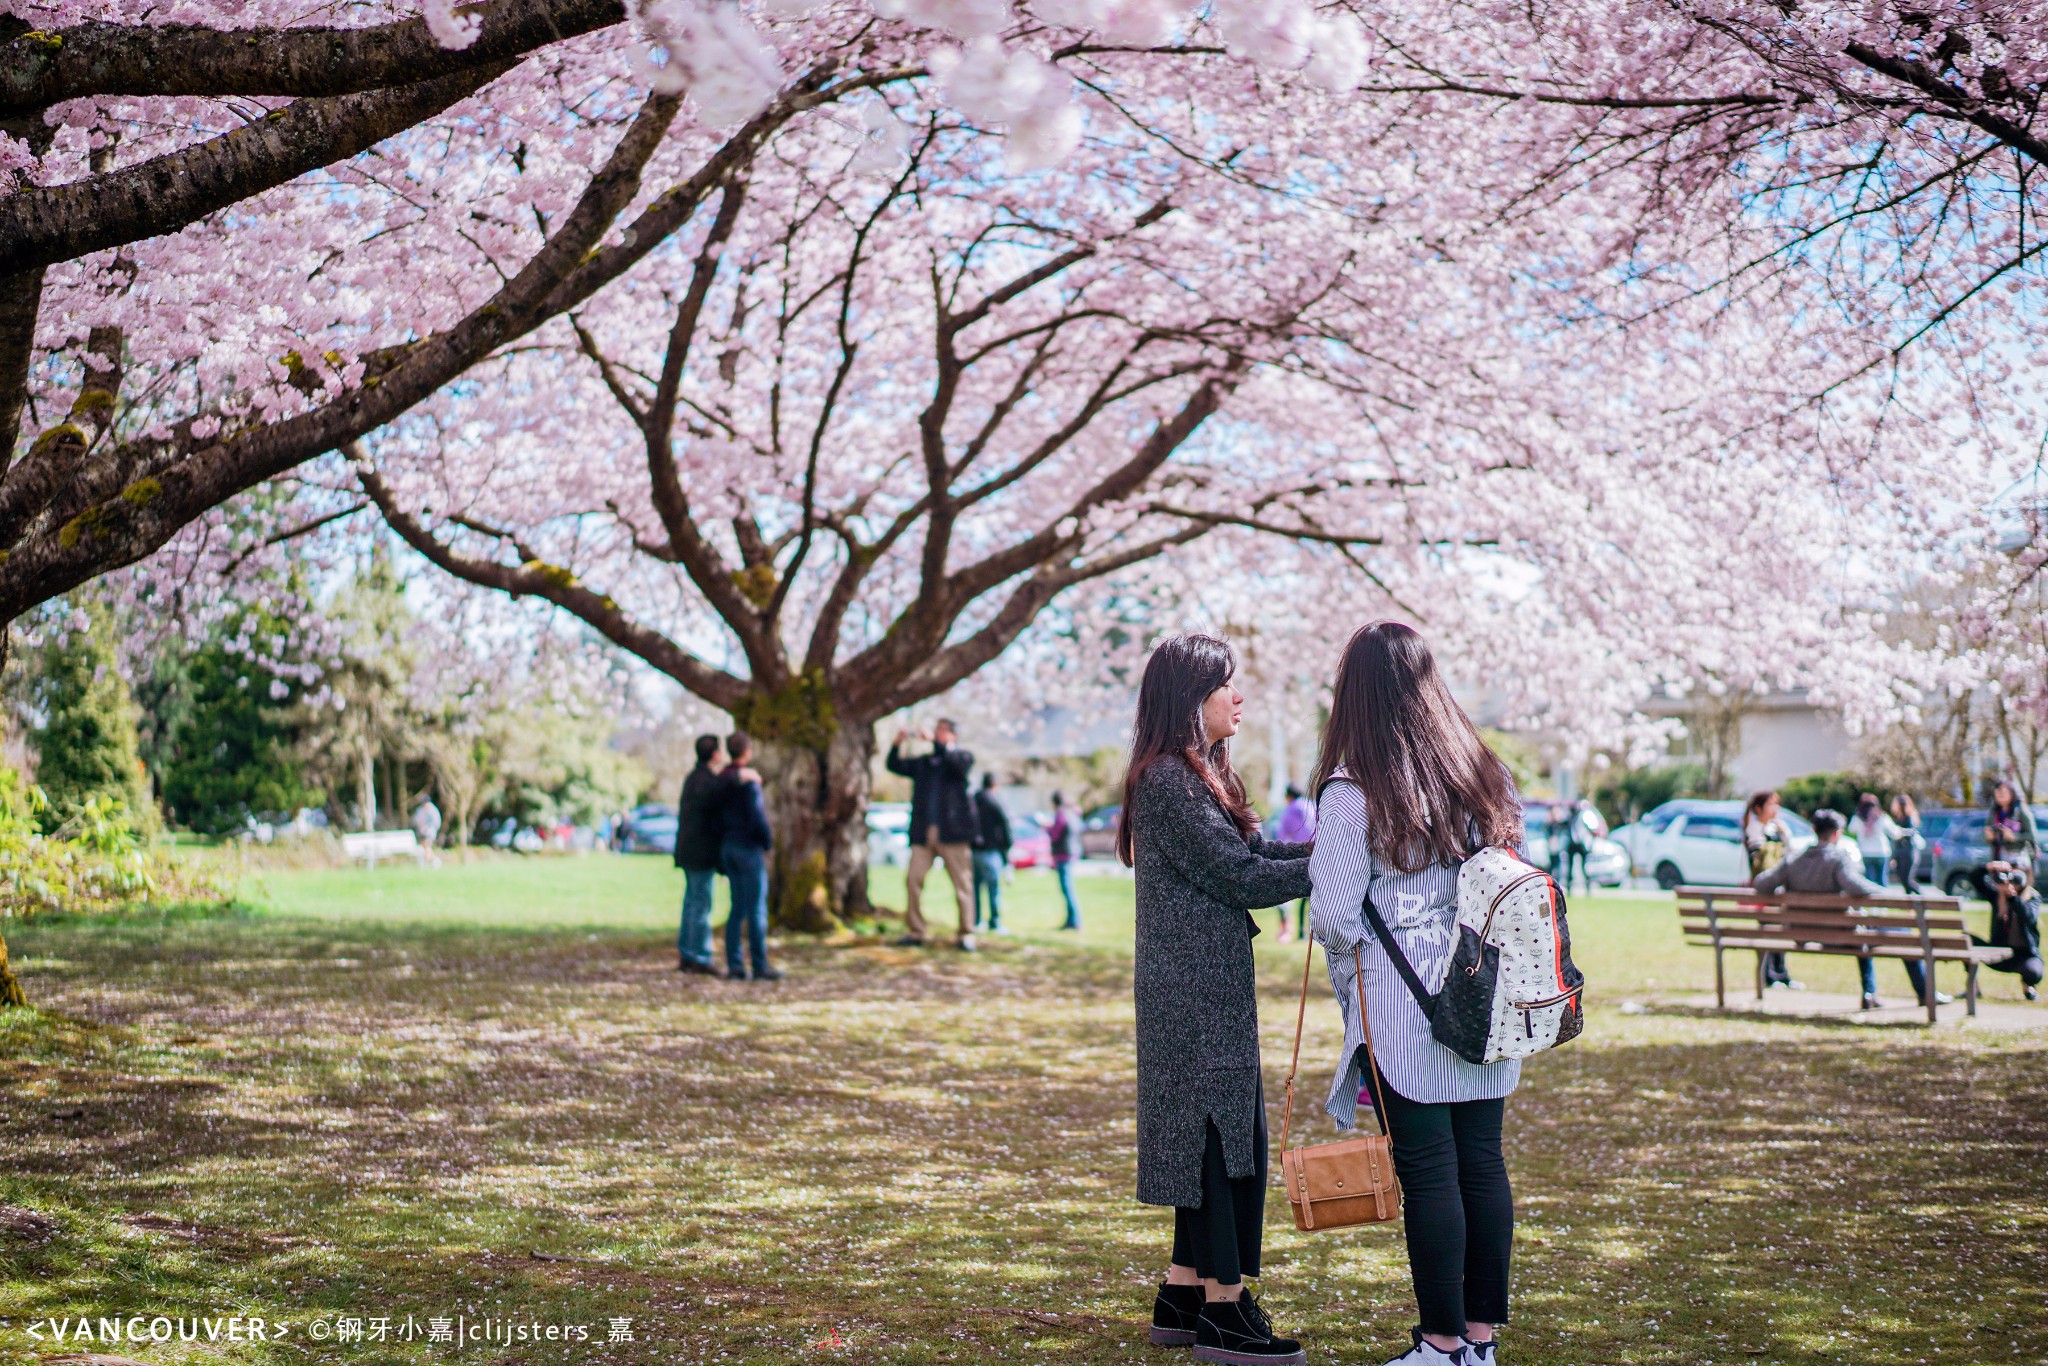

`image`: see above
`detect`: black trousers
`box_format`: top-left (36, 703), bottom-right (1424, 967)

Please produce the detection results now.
top-left (1378, 1084), bottom-right (1513, 1335)
top-left (1171, 1114), bottom-right (1267, 1284)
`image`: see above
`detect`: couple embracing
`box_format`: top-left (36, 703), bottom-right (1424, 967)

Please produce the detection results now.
top-left (1128, 623), bottom-right (1522, 1366)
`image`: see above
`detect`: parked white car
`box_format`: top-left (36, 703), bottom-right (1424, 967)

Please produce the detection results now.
top-left (866, 802), bottom-right (912, 866)
top-left (1609, 799), bottom-right (1816, 890)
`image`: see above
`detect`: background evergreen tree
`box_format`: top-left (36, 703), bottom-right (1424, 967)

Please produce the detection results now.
top-left (148, 608), bottom-right (321, 834)
top-left (28, 608), bottom-right (153, 834)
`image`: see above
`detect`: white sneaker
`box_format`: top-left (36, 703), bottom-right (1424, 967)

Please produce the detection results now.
top-left (1381, 1331), bottom-right (1468, 1366)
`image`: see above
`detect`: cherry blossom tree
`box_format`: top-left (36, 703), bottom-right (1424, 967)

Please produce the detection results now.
top-left (333, 25), bottom-right (2012, 926)
top-left (8, 1), bottom-right (2047, 643)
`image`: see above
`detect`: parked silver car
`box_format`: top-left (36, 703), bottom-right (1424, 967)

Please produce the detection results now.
top-left (1924, 806), bottom-right (2048, 898)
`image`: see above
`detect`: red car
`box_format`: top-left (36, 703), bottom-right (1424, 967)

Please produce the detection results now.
top-left (1008, 815), bottom-right (1053, 868)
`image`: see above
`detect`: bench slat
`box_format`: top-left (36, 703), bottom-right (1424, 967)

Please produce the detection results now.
top-left (1680, 935), bottom-right (2000, 962)
top-left (1678, 914), bottom-right (1972, 939)
top-left (1676, 891), bottom-right (1965, 911)
top-left (1678, 910), bottom-right (1970, 932)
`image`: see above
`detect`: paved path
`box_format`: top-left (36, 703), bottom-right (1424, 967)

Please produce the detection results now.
top-left (1654, 988), bottom-right (2046, 1030)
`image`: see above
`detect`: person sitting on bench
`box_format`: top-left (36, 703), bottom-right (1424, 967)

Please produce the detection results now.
top-left (1753, 808), bottom-right (1951, 1011)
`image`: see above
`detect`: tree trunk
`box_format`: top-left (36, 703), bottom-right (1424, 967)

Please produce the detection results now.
top-left (0, 926), bottom-right (26, 1008)
top-left (748, 720), bottom-right (877, 934)
top-left (358, 734), bottom-right (376, 834)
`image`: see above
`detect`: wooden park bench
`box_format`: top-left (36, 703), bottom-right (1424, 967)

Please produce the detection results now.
top-left (339, 829), bottom-right (426, 867)
top-left (1676, 886), bottom-right (2007, 1023)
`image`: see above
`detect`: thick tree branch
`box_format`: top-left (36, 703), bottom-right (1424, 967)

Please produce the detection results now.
top-left (0, 1), bottom-right (625, 118)
top-left (769, 160), bottom-right (925, 631)
top-left (944, 366), bottom-right (1244, 605)
top-left (870, 522), bottom-right (1210, 716)
top-left (0, 63), bottom-right (511, 277)
top-left (638, 178), bottom-right (789, 683)
top-left (0, 92), bottom-right (684, 619)
top-left (0, 267), bottom-right (43, 473)
top-left (1841, 41), bottom-right (2048, 168)
top-left (837, 364), bottom-right (1245, 714)
top-left (0, 64), bottom-right (918, 624)
top-left (358, 458), bottom-right (748, 711)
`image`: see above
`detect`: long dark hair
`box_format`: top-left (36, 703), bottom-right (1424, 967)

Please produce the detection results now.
top-left (1117, 633), bottom-right (1258, 865)
top-left (1309, 621), bottom-right (1521, 872)
top-left (1743, 789), bottom-right (1779, 832)
top-left (1989, 779), bottom-right (2021, 816)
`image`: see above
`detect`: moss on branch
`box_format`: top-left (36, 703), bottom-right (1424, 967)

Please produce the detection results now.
top-left (731, 670), bottom-right (836, 751)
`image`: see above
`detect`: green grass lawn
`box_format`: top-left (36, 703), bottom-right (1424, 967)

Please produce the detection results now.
top-left (2, 857), bottom-right (2044, 1365)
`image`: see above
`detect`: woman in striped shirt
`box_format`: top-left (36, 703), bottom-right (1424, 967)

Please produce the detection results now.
top-left (1308, 622), bottom-right (1524, 1366)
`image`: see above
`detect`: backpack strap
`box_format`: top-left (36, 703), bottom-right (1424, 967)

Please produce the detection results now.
top-left (1361, 890), bottom-right (1438, 1019)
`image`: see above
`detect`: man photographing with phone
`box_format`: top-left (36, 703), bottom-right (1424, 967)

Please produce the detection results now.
top-left (886, 719), bottom-right (979, 951)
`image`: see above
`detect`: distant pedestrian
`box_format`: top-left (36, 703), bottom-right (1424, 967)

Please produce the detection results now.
top-left (1850, 793), bottom-right (1903, 886)
top-left (411, 796), bottom-right (442, 848)
top-left (1544, 803), bottom-right (1570, 883)
top-left (408, 796), bottom-right (443, 867)
top-left (1273, 784), bottom-right (1317, 942)
top-left (717, 732), bottom-right (780, 982)
top-left (1564, 797), bottom-right (1606, 893)
top-left (673, 734), bottom-right (727, 976)
top-left (1742, 790), bottom-right (1799, 989)
top-left (1049, 790), bottom-right (1083, 930)
top-left (886, 719), bottom-right (979, 951)
top-left (1888, 793), bottom-right (1924, 893)
top-left (970, 772), bottom-right (1012, 933)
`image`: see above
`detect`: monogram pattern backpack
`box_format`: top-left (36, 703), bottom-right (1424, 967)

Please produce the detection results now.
top-left (1363, 846), bottom-right (1586, 1065)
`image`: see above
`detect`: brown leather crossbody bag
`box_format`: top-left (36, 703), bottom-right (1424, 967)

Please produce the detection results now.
top-left (1278, 942), bottom-right (1401, 1231)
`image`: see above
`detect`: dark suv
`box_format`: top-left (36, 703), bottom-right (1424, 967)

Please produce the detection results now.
top-left (1909, 808), bottom-right (1966, 884)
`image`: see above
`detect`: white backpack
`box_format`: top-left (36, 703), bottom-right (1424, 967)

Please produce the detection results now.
top-left (1363, 846), bottom-right (1587, 1065)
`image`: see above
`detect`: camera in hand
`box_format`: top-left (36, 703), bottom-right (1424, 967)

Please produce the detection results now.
top-left (1985, 862), bottom-right (2030, 892)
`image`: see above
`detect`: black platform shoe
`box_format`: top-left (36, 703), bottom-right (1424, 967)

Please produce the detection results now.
top-left (1193, 1293), bottom-right (1306, 1365)
top-left (1150, 1283), bottom-right (1203, 1347)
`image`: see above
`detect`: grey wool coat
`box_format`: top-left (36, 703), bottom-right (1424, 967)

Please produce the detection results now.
top-left (1131, 755), bottom-right (1312, 1207)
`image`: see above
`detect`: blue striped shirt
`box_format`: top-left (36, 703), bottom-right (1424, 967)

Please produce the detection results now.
top-left (1308, 776), bottom-right (1520, 1126)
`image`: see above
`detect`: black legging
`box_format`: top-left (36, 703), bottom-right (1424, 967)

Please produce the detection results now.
top-left (1171, 1115), bottom-right (1267, 1285)
top-left (1377, 1084), bottom-right (1513, 1336)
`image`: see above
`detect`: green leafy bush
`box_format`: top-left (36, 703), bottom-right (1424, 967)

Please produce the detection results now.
top-left (1776, 771), bottom-right (1883, 822)
top-left (1588, 762), bottom-right (1715, 824)
top-left (0, 768), bottom-right (222, 918)
top-left (26, 610), bottom-right (155, 836)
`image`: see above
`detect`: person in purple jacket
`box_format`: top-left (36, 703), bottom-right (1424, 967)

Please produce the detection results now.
top-left (1048, 790), bottom-right (1083, 930)
top-left (1273, 785), bottom-right (1317, 942)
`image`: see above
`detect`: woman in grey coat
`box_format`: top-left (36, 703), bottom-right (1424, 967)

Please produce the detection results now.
top-left (1120, 634), bottom-right (1312, 1365)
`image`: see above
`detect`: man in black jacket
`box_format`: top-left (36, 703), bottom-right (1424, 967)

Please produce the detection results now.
top-left (672, 734), bottom-right (726, 975)
top-left (886, 719), bottom-right (978, 949)
top-left (970, 772), bottom-right (1013, 933)
top-left (717, 731), bottom-right (781, 981)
